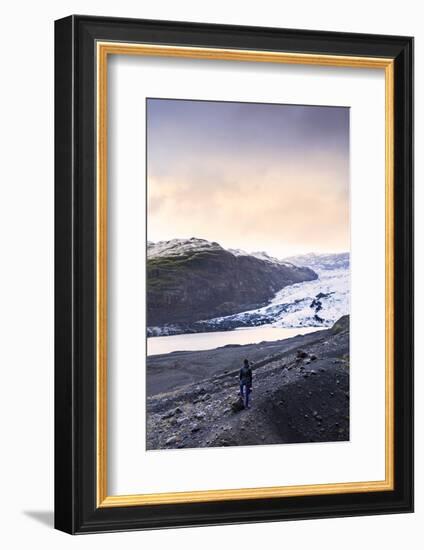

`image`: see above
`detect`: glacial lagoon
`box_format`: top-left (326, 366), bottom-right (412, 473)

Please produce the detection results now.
top-left (147, 325), bottom-right (323, 356)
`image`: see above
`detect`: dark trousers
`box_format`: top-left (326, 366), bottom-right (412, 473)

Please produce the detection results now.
top-left (240, 382), bottom-right (251, 408)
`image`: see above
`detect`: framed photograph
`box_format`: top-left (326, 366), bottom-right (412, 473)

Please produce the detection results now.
top-left (55, 15), bottom-right (413, 533)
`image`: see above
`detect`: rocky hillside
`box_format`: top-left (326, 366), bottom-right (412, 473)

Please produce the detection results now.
top-left (147, 238), bottom-right (317, 328)
top-left (146, 316), bottom-right (349, 449)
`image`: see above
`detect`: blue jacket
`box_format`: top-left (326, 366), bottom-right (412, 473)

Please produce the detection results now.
top-left (239, 365), bottom-right (252, 387)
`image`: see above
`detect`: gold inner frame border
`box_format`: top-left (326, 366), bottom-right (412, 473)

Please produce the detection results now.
top-left (96, 42), bottom-right (394, 508)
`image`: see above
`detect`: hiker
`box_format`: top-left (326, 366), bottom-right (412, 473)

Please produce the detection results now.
top-left (239, 359), bottom-right (253, 409)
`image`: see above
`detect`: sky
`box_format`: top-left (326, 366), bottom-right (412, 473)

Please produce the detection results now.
top-left (147, 98), bottom-right (349, 258)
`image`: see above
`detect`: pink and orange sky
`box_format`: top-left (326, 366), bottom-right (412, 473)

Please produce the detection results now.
top-left (147, 99), bottom-right (349, 258)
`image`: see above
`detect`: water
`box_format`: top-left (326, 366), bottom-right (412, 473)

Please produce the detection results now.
top-left (147, 325), bottom-right (323, 356)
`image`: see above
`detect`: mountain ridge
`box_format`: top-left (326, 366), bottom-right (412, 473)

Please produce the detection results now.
top-left (147, 237), bottom-right (317, 329)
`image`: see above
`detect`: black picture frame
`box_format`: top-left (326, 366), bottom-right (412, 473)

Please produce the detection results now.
top-left (55, 15), bottom-right (414, 534)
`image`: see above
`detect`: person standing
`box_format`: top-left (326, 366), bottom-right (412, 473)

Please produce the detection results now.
top-left (239, 359), bottom-right (253, 409)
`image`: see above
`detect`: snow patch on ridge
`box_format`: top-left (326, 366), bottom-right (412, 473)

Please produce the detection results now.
top-left (147, 238), bottom-right (223, 259)
top-left (229, 248), bottom-right (295, 267)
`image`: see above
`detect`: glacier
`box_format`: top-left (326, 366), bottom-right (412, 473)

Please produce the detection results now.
top-left (146, 238), bottom-right (350, 335)
top-left (198, 252), bottom-right (350, 331)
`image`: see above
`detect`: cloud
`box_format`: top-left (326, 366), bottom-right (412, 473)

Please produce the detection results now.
top-left (147, 99), bottom-right (349, 257)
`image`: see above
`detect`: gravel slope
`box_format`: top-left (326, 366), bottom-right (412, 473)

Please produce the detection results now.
top-left (146, 316), bottom-right (349, 450)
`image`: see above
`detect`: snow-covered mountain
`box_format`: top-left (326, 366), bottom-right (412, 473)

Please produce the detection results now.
top-left (148, 238), bottom-right (223, 259)
top-left (229, 248), bottom-right (296, 267)
top-left (198, 252), bottom-right (350, 331)
top-left (148, 238), bottom-right (297, 268)
top-left (285, 252), bottom-right (350, 272)
top-left (146, 238), bottom-right (317, 330)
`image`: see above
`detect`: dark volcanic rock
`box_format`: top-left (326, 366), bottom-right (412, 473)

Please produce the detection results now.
top-left (231, 398), bottom-right (245, 413)
top-left (146, 316), bottom-right (350, 450)
top-left (331, 314), bottom-right (349, 334)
